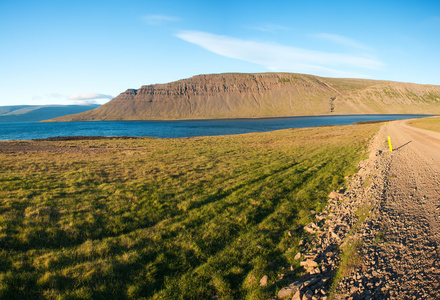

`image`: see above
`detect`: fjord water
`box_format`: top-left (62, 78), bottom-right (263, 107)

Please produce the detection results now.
top-left (0, 115), bottom-right (429, 141)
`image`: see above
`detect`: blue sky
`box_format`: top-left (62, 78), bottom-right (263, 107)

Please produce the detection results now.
top-left (1, 0), bottom-right (439, 106)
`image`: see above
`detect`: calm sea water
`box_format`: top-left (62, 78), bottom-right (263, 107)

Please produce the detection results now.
top-left (0, 115), bottom-right (429, 141)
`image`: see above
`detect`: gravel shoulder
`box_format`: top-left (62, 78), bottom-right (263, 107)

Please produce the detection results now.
top-left (275, 119), bottom-right (440, 300)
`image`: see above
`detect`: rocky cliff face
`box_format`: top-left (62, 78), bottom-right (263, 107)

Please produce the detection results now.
top-left (49, 73), bottom-right (440, 121)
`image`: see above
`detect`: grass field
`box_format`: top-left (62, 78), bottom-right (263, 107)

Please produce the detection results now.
top-left (408, 116), bottom-right (440, 133)
top-left (0, 124), bottom-right (379, 299)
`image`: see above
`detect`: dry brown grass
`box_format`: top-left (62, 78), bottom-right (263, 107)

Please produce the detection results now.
top-left (408, 116), bottom-right (440, 133)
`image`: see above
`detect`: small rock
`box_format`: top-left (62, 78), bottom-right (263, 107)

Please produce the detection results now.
top-left (304, 225), bottom-right (316, 234)
top-left (277, 280), bottom-right (303, 299)
top-left (291, 290), bottom-right (301, 300)
top-left (259, 275), bottom-right (268, 287)
top-left (300, 259), bottom-right (318, 268)
top-left (328, 191), bottom-right (343, 199)
top-left (316, 213), bottom-right (327, 221)
top-left (310, 222), bottom-right (319, 230)
top-left (294, 252), bottom-right (302, 260)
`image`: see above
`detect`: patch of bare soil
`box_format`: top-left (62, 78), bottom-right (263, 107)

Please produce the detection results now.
top-left (335, 120), bottom-right (440, 299)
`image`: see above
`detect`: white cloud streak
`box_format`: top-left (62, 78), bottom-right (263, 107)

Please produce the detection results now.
top-left (143, 14), bottom-right (180, 25)
top-left (176, 31), bottom-right (383, 78)
top-left (72, 100), bottom-right (100, 105)
top-left (68, 93), bottom-right (113, 101)
top-left (313, 33), bottom-right (373, 52)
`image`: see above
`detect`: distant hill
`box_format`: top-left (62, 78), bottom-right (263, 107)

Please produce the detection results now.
top-left (0, 105), bottom-right (100, 122)
top-left (47, 73), bottom-right (440, 122)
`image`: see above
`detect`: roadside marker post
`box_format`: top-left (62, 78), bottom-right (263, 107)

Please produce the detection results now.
top-left (387, 136), bottom-right (393, 152)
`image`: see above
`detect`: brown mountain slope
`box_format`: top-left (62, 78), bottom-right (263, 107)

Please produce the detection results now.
top-left (49, 73), bottom-right (440, 121)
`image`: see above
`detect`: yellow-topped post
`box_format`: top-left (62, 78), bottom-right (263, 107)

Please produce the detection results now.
top-left (387, 136), bottom-right (393, 152)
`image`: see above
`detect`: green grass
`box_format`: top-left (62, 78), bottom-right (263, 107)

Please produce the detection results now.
top-left (0, 124), bottom-right (379, 299)
top-left (328, 200), bottom-right (373, 298)
top-left (328, 185), bottom-right (376, 297)
top-left (328, 238), bottom-right (362, 299)
top-left (408, 116), bottom-right (440, 133)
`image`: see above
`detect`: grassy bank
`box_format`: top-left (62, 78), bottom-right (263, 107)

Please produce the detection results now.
top-left (408, 116), bottom-right (440, 133)
top-left (0, 124), bottom-right (379, 299)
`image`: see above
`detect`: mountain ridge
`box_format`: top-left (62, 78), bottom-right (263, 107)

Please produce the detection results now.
top-left (47, 73), bottom-right (440, 121)
top-left (0, 105), bottom-right (100, 122)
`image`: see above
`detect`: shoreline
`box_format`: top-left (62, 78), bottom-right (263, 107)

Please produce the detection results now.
top-left (0, 114), bottom-right (431, 142)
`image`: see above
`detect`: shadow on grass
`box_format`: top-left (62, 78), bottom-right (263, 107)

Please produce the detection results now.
top-left (187, 162), bottom-right (300, 212)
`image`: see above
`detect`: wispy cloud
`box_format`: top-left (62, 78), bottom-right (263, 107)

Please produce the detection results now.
top-left (313, 33), bottom-right (373, 52)
top-left (68, 93), bottom-right (113, 105)
top-left (68, 93), bottom-right (113, 100)
top-left (143, 14), bottom-right (180, 25)
top-left (29, 93), bottom-right (111, 105)
top-left (72, 99), bottom-right (100, 105)
top-left (176, 31), bottom-right (383, 78)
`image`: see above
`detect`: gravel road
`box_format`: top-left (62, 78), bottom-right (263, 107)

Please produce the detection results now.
top-left (336, 120), bottom-right (440, 299)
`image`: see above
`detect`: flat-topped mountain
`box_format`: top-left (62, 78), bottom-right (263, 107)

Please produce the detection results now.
top-left (48, 73), bottom-right (440, 121)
